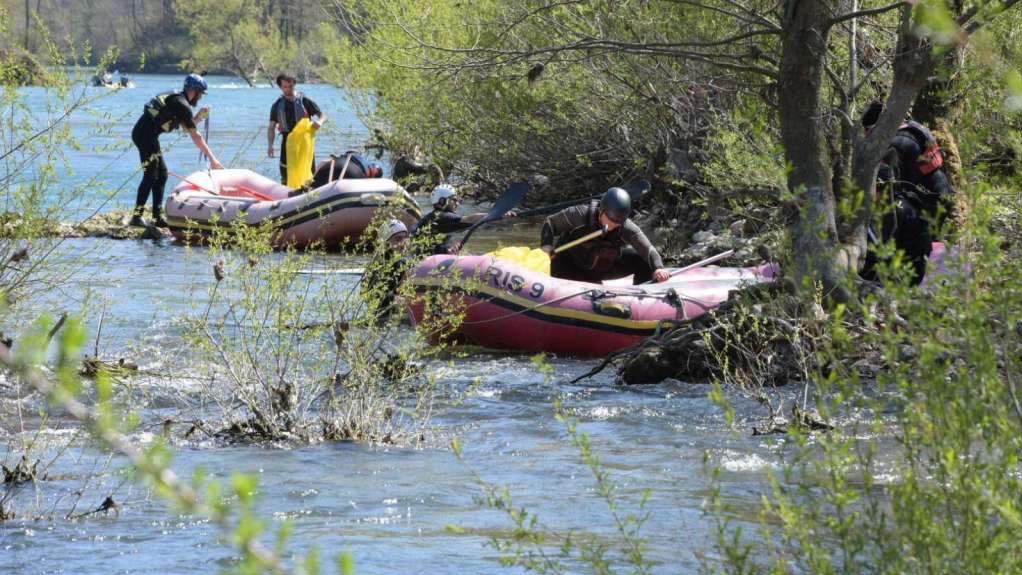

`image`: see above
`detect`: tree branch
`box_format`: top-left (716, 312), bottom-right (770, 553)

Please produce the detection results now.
top-left (827, 1), bottom-right (909, 30)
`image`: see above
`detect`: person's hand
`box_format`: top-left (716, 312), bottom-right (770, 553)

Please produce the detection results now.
top-left (503, 210), bottom-right (517, 219)
top-left (194, 106), bottom-right (210, 122)
top-left (653, 268), bottom-right (670, 283)
top-left (541, 245), bottom-right (553, 257)
top-left (268, 146), bottom-right (275, 158)
top-left (211, 159), bottom-right (225, 170)
top-left (450, 242), bottom-right (462, 255)
top-left (311, 119), bottom-right (322, 131)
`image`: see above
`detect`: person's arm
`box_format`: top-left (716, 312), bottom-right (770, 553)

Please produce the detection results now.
top-left (540, 206), bottom-right (587, 255)
top-left (189, 129), bottom-right (223, 169)
top-left (624, 223), bottom-right (668, 281)
top-left (306, 98), bottom-right (327, 129)
top-left (267, 121), bottom-right (277, 157)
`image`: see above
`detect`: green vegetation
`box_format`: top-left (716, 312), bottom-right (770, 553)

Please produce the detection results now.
top-left (5, 1), bottom-right (1022, 573)
top-left (2, 0), bottom-right (342, 82)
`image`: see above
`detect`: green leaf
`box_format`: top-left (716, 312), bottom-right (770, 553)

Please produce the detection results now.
top-left (338, 552), bottom-right (355, 575)
top-left (232, 473), bottom-right (259, 505)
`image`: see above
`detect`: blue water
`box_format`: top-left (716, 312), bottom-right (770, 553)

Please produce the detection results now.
top-left (0, 74), bottom-right (805, 574)
top-left (11, 74), bottom-right (371, 218)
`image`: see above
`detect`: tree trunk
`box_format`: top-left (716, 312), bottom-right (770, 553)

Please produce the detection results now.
top-left (24, 0), bottom-right (31, 51)
top-left (845, 8), bottom-right (936, 266)
top-left (912, 5), bottom-right (967, 194)
top-left (779, 1), bottom-right (849, 301)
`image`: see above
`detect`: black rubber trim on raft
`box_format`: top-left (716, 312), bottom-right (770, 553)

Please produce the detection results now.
top-left (168, 190), bottom-right (421, 232)
top-left (413, 285), bottom-right (662, 337)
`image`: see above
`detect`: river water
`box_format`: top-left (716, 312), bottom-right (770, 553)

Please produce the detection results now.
top-left (0, 74), bottom-right (802, 574)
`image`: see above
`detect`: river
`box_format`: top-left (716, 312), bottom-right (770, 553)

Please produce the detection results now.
top-left (0, 74), bottom-right (798, 574)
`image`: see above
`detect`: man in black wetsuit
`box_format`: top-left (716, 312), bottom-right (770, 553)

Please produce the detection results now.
top-left (540, 187), bottom-right (669, 284)
top-left (130, 73), bottom-right (223, 227)
top-left (859, 102), bottom-right (956, 285)
top-left (411, 184), bottom-right (514, 255)
top-left (267, 73), bottom-right (327, 184)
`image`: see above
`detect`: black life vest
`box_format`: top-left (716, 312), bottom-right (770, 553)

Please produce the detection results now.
top-left (411, 211), bottom-right (454, 255)
top-left (556, 202), bottom-right (625, 272)
top-left (145, 91), bottom-right (188, 134)
top-left (274, 93), bottom-right (309, 133)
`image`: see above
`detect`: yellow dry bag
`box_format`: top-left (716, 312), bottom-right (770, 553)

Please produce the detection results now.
top-left (285, 118), bottom-right (316, 188)
top-left (487, 246), bottom-right (551, 276)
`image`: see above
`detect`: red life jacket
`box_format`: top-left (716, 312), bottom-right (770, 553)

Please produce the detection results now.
top-left (898, 121), bottom-right (944, 176)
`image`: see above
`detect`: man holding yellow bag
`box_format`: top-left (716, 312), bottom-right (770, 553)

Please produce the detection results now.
top-left (267, 73), bottom-right (327, 186)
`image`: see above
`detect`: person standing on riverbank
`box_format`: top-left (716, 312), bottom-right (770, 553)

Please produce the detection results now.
top-left (267, 73), bottom-right (327, 185)
top-left (130, 73), bottom-right (223, 228)
top-left (540, 187), bottom-right (669, 284)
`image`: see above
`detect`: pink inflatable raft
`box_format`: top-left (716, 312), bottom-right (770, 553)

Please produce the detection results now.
top-left (165, 169), bottom-right (421, 249)
top-left (407, 254), bottom-right (780, 357)
top-left (408, 242), bottom-right (954, 356)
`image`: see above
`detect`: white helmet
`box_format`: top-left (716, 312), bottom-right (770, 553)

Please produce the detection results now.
top-left (379, 219), bottom-right (408, 242)
top-left (430, 184), bottom-right (457, 206)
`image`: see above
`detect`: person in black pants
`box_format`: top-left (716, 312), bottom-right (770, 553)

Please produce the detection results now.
top-left (130, 73), bottom-right (223, 227)
top-left (540, 187), bottom-right (670, 284)
top-left (859, 102), bottom-right (956, 285)
top-left (267, 73), bottom-right (327, 185)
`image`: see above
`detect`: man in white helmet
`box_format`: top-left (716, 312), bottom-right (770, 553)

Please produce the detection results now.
top-left (411, 184), bottom-right (515, 254)
top-left (363, 219), bottom-right (412, 322)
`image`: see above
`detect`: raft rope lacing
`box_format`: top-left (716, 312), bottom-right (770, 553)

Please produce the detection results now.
top-left (454, 284), bottom-right (718, 326)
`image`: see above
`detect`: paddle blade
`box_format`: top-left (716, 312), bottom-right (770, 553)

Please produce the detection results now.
top-left (486, 181), bottom-right (530, 220)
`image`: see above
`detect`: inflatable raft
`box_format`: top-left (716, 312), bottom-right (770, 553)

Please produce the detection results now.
top-left (407, 254), bottom-right (779, 356)
top-left (166, 169), bottom-right (421, 249)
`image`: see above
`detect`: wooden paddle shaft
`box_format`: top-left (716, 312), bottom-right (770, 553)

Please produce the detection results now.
top-left (553, 228), bottom-right (604, 254)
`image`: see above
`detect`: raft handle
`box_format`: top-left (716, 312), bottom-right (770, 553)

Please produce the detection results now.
top-left (592, 301), bottom-right (631, 319)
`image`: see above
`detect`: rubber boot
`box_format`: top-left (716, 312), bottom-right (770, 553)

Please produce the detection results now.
top-left (129, 206), bottom-right (148, 227)
top-left (152, 206), bottom-right (169, 229)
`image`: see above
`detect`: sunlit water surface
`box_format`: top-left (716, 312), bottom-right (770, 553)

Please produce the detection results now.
top-left (0, 74), bottom-right (829, 574)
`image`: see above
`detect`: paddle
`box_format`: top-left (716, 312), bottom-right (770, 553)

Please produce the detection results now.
top-left (454, 181), bottom-right (531, 251)
top-left (639, 249), bottom-right (735, 285)
top-left (515, 179), bottom-right (651, 218)
top-left (553, 227), bottom-right (606, 255)
top-left (198, 116), bottom-right (210, 165)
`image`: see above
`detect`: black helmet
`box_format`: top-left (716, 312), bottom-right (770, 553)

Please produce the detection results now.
top-left (599, 187), bottom-right (631, 224)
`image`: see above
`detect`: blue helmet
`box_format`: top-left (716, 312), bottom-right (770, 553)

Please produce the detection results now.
top-left (183, 73), bottom-right (208, 93)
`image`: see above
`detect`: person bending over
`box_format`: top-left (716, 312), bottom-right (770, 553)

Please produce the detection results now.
top-left (541, 187), bottom-right (669, 284)
top-left (130, 73), bottom-right (222, 228)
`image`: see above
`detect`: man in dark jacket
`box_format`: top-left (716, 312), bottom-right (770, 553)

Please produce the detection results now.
top-left (130, 73), bottom-right (223, 227)
top-left (860, 102), bottom-right (956, 285)
top-left (411, 184), bottom-right (513, 255)
top-left (267, 73), bottom-right (327, 184)
top-left (540, 187), bottom-right (669, 284)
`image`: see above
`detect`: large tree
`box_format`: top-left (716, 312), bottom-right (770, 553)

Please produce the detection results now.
top-left (332, 0), bottom-right (1021, 299)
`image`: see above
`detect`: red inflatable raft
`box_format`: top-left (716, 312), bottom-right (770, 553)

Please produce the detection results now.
top-left (407, 254), bottom-right (779, 356)
top-left (407, 242), bottom-right (955, 356)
